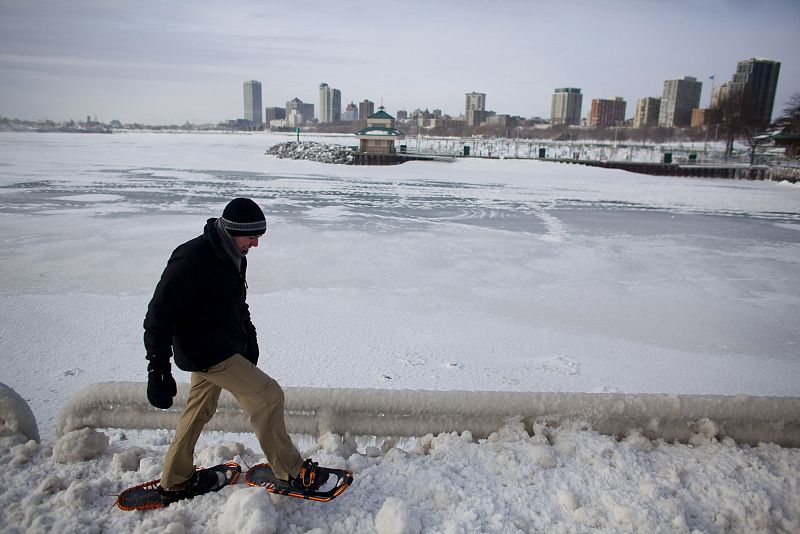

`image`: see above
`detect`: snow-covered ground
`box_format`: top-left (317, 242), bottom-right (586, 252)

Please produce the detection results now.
top-left (1, 131), bottom-right (799, 533)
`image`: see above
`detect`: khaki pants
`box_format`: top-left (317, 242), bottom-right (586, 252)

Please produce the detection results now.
top-left (161, 354), bottom-right (304, 489)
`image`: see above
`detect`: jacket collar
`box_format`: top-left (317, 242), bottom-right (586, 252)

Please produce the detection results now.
top-left (203, 218), bottom-right (247, 276)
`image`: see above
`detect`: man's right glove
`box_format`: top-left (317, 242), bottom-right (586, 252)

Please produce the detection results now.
top-left (146, 356), bottom-right (177, 409)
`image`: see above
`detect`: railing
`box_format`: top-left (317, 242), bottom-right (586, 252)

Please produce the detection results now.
top-left (56, 382), bottom-right (800, 447)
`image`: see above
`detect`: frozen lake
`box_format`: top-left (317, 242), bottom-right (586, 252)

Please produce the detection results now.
top-left (1, 131), bottom-right (799, 437)
top-left (2, 131), bottom-right (800, 533)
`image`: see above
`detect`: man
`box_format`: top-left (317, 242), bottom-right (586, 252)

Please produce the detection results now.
top-left (144, 197), bottom-right (327, 504)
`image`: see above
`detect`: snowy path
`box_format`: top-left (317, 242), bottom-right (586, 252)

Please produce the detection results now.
top-left (2, 421), bottom-right (799, 533)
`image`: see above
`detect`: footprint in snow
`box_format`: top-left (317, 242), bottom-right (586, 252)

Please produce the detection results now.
top-left (393, 355), bottom-right (426, 367)
top-left (534, 356), bottom-right (580, 376)
top-left (60, 368), bottom-right (84, 377)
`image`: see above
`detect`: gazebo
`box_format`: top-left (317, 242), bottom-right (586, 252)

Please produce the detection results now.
top-left (354, 108), bottom-right (405, 154)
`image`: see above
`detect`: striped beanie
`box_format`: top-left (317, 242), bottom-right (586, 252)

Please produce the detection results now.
top-left (220, 198), bottom-right (266, 236)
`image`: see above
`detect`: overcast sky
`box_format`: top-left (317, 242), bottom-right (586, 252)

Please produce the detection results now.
top-left (1, 0), bottom-right (798, 124)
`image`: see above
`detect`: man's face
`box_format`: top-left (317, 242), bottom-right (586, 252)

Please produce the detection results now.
top-left (232, 235), bottom-right (260, 255)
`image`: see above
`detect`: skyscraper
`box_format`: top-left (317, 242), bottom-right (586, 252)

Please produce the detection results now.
top-left (714, 58), bottom-right (781, 127)
top-left (332, 88), bottom-right (341, 122)
top-left (633, 97), bottom-right (661, 128)
top-left (658, 76), bottom-right (702, 127)
top-left (465, 92), bottom-right (486, 126)
top-left (319, 83), bottom-right (342, 123)
top-left (589, 97), bottom-right (626, 128)
top-left (551, 88), bottom-right (582, 126)
top-left (243, 80), bottom-right (263, 127)
top-left (359, 99), bottom-right (375, 121)
top-left (319, 83), bottom-right (330, 123)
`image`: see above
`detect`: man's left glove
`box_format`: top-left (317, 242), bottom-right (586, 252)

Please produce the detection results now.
top-left (146, 356), bottom-right (177, 409)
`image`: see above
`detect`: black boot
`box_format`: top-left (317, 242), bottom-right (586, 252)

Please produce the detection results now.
top-left (288, 459), bottom-right (330, 491)
top-left (158, 467), bottom-right (229, 505)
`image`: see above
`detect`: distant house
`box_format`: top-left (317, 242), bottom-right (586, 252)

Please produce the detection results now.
top-left (354, 108), bottom-right (405, 154)
top-left (754, 128), bottom-right (800, 158)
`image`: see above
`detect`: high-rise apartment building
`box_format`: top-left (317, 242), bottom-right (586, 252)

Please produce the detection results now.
top-left (589, 97), bottom-right (626, 128)
top-left (359, 100), bottom-right (375, 121)
top-left (465, 92), bottom-right (486, 126)
top-left (551, 88), bottom-right (583, 126)
top-left (712, 58), bottom-right (781, 127)
top-left (658, 76), bottom-right (702, 127)
top-left (243, 80), bottom-right (263, 127)
top-left (633, 97), bottom-right (661, 128)
top-left (319, 83), bottom-right (342, 123)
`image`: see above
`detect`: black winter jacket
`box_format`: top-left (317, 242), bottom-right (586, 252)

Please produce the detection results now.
top-left (143, 218), bottom-right (259, 371)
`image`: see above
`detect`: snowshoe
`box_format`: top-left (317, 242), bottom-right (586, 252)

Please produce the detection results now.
top-left (245, 461), bottom-right (352, 502)
top-left (115, 462), bottom-right (241, 511)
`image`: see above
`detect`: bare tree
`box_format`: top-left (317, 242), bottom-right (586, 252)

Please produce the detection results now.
top-left (775, 93), bottom-right (800, 132)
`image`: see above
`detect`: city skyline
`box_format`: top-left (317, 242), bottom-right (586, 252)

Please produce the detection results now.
top-left (1, 0), bottom-right (798, 125)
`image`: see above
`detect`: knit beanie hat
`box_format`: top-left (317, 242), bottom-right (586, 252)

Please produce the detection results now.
top-left (220, 198), bottom-right (267, 236)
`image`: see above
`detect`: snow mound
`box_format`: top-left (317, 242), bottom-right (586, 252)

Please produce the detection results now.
top-left (218, 487), bottom-right (277, 534)
top-left (195, 441), bottom-right (255, 467)
top-left (111, 446), bottom-right (147, 472)
top-left (375, 497), bottom-right (422, 534)
top-left (0, 381), bottom-right (39, 443)
top-left (52, 428), bottom-right (108, 463)
top-left (61, 479), bottom-right (103, 510)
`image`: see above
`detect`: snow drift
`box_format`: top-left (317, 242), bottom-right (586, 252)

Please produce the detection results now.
top-left (0, 382), bottom-right (39, 443)
top-left (57, 382), bottom-right (800, 447)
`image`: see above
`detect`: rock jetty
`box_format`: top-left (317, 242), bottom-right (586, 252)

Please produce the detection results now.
top-left (266, 141), bottom-right (355, 164)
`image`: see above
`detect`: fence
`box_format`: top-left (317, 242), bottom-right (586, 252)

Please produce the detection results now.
top-left (57, 382), bottom-right (800, 447)
top-left (403, 135), bottom-right (798, 168)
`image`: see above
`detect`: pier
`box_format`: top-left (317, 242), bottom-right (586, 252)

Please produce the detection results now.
top-left (545, 158), bottom-right (775, 180)
top-left (352, 152), bottom-right (452, 165)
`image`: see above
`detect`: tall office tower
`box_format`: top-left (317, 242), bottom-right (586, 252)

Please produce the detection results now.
top-left (658, 76), bottom-right (702, 127)
top-left (633, 97), bottom-right (661, 128)
top-left (465, 92), bottom-right (486, 126)
top-left (589, 97), bottom-right (626, 128)
top-left (359, 99), bottom-right (375, 121)
top-left (319, 83), bottom-right (331, 122)
top-left (319, 83), bottom-right (342, 123)
top-left (551, 88), bottom-right (583, 126)
top-left (243, 80), bottom-right (263, 126)
top-left (720, 58), bottom-right (781, 126)
top-left (332, 88), bottom-right (341, 122)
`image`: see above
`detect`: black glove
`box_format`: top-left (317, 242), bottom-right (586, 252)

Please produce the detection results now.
top-left (146, 356), bottom-right (177, 409)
